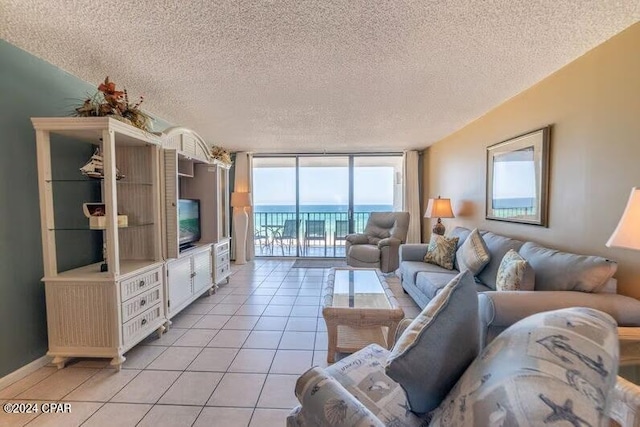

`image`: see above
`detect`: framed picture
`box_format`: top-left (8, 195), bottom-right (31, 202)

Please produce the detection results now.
top-left (486, 126), bottom-right (550, 226)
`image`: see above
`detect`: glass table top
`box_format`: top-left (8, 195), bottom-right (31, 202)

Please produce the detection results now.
top-left (331, 269), bottom-right (391, 309)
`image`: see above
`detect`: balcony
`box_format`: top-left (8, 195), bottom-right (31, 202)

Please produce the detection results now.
top-left (253, 211), bottom-right (372, 257)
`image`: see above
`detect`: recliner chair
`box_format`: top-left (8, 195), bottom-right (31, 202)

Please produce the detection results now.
top-left (345, 212), bottom-right (410, 273)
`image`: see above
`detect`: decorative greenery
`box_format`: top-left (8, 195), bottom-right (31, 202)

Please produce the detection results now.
top-left (211, 145), bottom-right (232, 165)
top-left (74, 77), bottom-right (152, 132)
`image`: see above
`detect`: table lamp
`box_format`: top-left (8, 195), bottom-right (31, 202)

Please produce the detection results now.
top-left (607, 187), bottom-right (640, 250)
top-left (231, 191), bottom-right (252, 264)
top-left (424, 196), bottom-right (455, 236)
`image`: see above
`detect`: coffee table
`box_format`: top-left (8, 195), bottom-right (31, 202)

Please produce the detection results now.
top-left (322, 268), bottom-right (405, 363)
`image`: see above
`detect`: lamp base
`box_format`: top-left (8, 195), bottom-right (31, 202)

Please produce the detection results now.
top-left (233, 208), bottom-right (248, 265)
top-left (432, 218), bottom-right (446, 236)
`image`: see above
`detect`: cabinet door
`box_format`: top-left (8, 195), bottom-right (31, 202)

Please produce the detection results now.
top-left (192, 249), bottom-right (212, 294)
top-left (167, 257), bottom-right (192, 314)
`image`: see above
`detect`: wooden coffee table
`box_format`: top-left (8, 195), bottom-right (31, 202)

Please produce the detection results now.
top-left (322, 268), bottom-right (404, 363)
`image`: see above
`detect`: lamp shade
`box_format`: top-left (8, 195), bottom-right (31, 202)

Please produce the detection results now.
top-left (231, 192), bottom-right (252, 208)
top-left (424, 197), bottom-right (454, 219)
top-left (607, 187), bottom-right (640, 250)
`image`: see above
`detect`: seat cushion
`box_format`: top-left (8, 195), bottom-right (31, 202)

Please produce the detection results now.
top-left (415, 272), bottom-right (459, 300)
top-left (455, 228), bottom-right (490, 276)
top-left (400, 261), bottom-right (456, 288)
top-left (385, 271), bottom-right (479, 414)
top-left (519, 242), bottom-right (617, 292)
top-left (348, 244), bottom-right (380, 263)
top-left (429, 307), bottom-right (619, 426)
top-left (477, 232), bottom-right (525, 289)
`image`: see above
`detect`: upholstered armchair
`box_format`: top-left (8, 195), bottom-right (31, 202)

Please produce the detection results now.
top-left (346, 212), bottom-right (410, 273)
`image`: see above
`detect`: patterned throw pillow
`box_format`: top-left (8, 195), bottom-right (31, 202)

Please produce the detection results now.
top-left (496, 249), bottom-right (535, 291)
top-left (385, 270), bottom-right (479, 414)
top-left (424, 234), bottom-right (459, 270)
top-left (456, 228), bottom-right (490, 275)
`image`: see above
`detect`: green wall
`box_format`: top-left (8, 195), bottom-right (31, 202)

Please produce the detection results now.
top-left (0, 40), bottom-right (171, 377)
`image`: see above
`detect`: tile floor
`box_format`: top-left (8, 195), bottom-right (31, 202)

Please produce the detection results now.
top-left (0, 259), bottom-right (421, 427)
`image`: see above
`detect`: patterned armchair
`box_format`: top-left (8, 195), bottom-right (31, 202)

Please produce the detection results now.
top-left (346, 212), bottom-right (410, 273)
top-left (287, 307), bottom-right (620, 427)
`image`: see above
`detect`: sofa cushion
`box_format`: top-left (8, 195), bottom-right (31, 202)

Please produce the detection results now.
top-left (448, 226), bottom-right (471, 250)
top-left (519, 242), bottom-right (618, 292)
top-left (415, 272), bottom-right (459, 299)
top-left (496, 249), bottom-right (535, 291)
top-left (424, 234), bottom-right (459, 270)
top-left (349, 244), bottom-right (380, 264)
top-left (429, 307), bottom-right (619, 426)
top-left (400, 261), bottom-right (455, 288)
top-left (456, 228), bottom-right (490, 276)
top-left (477, 232), bottom-right (525, 289)
top-left (416, 272), bottom-right (493, 299)
top-left (385, 270), bottom-right (479, 414)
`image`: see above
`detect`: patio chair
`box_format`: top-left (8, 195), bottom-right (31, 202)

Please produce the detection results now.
top-left (275, 219), bottom-right (300, 256)
top-left (304, 219), bottom-right (327, 256)
top-left (333, 219), bottom-right (349, 257)
top-left (254, 227), bottom-right (270, 255)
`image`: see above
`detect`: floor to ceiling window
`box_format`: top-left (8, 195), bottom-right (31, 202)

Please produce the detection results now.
top-left (253, 154), bottom-right (403, 258)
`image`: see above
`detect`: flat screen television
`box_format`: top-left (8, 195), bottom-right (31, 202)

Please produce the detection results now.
top-left (178, 199), bottom-right (201, 250)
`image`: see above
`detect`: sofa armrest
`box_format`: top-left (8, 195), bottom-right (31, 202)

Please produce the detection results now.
top-left (346, 233), bottom-right (369, 245)
top-left (292, 367), bottom-right (385, 427)
top-left (378, 237), bottom-right (401, 248)
top-left (394, 318), bottom-right (413, 344)
top-left (399, 244), bottom-right (429, 263)
top-left (479, 291), bottom-right (640, 328)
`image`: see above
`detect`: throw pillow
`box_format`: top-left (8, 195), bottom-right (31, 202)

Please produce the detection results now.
top-left (423, 234), bottom-right (459, 270)
top-left (429, 308), bottom-right (619, 426)
top-left (496, 249), bottom-right (535, 291)
top-left (455, 228), bottom-right (490, 275)
top-left (385, 270), bottom-right (479, 414)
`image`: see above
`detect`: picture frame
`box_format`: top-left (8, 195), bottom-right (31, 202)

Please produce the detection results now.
top-left (486, 126), bottom-right (550, 226)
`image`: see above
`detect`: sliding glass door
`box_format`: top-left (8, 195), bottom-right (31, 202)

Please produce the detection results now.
top-left (299, 157), bottom-right (349, 257)
top-left (253, 154), bottom-right (402, 258)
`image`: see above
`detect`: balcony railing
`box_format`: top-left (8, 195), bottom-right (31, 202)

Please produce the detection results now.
top-left (253, 211), bottom-right (373, 257)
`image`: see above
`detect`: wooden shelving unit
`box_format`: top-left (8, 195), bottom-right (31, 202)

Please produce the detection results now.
top-left (32, 117), bottom-right (166, 370)
top-left (161, 127), bottom-right (231, 320)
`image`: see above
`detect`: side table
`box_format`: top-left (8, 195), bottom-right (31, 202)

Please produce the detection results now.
top-left (610, 327), bottom-right (640, 426)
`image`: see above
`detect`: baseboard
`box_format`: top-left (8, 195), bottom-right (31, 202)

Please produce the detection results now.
top-left (0, 355), bottom-right (51, 391)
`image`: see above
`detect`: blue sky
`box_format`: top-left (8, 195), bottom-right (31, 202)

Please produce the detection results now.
top-left (253, 166), bottom-right (396, 205)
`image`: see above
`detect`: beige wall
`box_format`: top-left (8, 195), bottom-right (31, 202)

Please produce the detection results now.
top-left (423, 23), bottom-right (640, 297)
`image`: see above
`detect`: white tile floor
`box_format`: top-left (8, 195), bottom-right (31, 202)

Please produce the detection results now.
top-left (0, 259), bottom-right (421, 427)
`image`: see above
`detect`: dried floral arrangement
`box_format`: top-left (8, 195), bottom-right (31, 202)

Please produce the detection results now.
top-left (74, 77), bottom-right (152, 132)
top-left (211, 145), bottom-right (232, 165)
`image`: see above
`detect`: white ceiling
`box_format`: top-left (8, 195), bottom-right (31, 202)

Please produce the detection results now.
top-left (1, 1), bottom-right (638, 153)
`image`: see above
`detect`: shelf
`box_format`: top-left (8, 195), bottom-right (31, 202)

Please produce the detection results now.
top-left (46, 179), bottom-right (102, 183)
top-left (116, 181), bottom-right (154, 186)
top-left (44, 260), bottom-right (164, 282)
top-left (49, 223), bottom-right (154, 231)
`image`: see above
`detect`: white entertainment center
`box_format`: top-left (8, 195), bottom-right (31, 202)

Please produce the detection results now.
top-left (32, 118), bottom-right (231, 370)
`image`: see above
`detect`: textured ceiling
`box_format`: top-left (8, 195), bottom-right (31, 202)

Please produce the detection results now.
top-left (1, 1), bottom-right (638, 153)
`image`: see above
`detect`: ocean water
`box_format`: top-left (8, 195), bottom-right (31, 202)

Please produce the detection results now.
top-left (254, 204), bottom-right (393, 213)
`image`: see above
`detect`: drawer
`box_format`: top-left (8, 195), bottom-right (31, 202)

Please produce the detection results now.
top-left (120, 267), bottom-right (162, 302)
top-left (122, 303), bottom-right (163, 347)
top-left (215, 263), bottom-right (230, 282)
top-left (215, 240), bottom-right (230, 254)
top-left (121, 285), bottom-right (162, 323)
top-left (216, 250), bottom-right (230, 265)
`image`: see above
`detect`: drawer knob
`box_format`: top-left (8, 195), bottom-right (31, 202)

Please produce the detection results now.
top-left (140, 299), bottom-right (146, 306)
top-left (139, 280), bottom-right (145, 288)
top-left (141, 318), bottom-right (147, 326)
